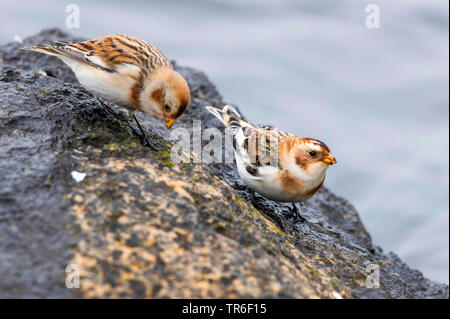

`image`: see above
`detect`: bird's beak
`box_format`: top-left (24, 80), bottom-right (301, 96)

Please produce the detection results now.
top-left (323, 155), bottom-right (337, 165)
top-left (165, 117), bottom-right (175, 129)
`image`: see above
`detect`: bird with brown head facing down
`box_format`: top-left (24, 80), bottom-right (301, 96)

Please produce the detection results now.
top-left (21, 34), bottom-right (190, 148)
top-left (206, 104), bottom-right (336, 220)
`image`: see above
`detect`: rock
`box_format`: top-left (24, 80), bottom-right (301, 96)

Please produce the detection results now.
top-left (0, 29), bottom-right (447, 298)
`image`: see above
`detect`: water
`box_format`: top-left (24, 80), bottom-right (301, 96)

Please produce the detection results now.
top-left (0, 0), bottom-right (448, 284)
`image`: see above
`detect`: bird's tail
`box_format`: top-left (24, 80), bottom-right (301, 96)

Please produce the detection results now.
top-left (205, 104), bottom-right (242, 129)
top-left (20, 45), bottom-right (62, 57)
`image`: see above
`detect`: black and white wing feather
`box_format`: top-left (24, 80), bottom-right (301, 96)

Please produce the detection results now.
top-left (206, 105), bottom-right (292, 180)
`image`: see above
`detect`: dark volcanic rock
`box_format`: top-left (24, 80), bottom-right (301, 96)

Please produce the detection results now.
top-left (0, 29), bottom-right (447, 298)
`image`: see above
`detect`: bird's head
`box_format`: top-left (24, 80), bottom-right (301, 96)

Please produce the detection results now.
top-left (282, 137), bottom-right (336, 180)
top-left (141, 68), bottom-right (190, 128)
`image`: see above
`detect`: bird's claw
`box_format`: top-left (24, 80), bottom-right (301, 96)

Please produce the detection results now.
top-left (291, 203), bottom-right (306, 223)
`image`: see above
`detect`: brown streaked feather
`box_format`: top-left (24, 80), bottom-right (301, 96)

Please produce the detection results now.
top-left (29, 34), bottom-right (172, 74)
top-left (243, 125), bottom-right (293, 168)
top-left (21, 44), bottom-right (114, 72)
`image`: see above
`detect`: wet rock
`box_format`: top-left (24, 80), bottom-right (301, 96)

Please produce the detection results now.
top-left (0, 29), bottom-right (447, 298)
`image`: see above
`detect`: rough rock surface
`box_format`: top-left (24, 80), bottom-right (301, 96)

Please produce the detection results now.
top-left (0, 29), bottom-right (448, 299)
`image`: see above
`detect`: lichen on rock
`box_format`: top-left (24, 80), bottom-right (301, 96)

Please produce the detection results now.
top-left (0, 29), bottom-right (448, 299)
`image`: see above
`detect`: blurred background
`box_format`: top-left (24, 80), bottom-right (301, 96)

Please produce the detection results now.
top-left (0, 0), bottom-right (448, 284)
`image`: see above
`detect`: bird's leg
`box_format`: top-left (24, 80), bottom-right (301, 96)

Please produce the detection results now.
top-left (98, 100), bottom-right (145, 146)
top-left (291, 202), bottom-right (306, 223)
top-left (98, 99), bottom-right (122, 121)
top-left (247, 188), bottom-right (258, 206)
top-left (130, 111), bottom-right (159, 151)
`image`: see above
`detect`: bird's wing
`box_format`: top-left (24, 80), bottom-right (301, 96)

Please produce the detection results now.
top-left (206, 105), bottom-right (293, 180)
top-left (21, 34), bottom-right (172, 73)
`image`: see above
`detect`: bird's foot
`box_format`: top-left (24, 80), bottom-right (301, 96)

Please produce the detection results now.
top-left (232, 181), bottom-right (248, 191)
top-left (291, 203), bottom-right (306, 223)
top-left (246, 189), bottom-right (258, 207)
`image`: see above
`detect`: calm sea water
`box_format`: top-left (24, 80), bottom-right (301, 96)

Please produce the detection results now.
top-left (1, 0), bottom-right (448, 284)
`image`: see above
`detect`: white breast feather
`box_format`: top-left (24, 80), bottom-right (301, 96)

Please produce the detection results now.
top-left (58, 56), bottom-right (137, 106)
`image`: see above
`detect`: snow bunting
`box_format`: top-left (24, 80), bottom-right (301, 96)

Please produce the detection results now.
top-left (21, 34), bottom-right (190, 146)
top-left (206, 105), bottom-right (336, 217)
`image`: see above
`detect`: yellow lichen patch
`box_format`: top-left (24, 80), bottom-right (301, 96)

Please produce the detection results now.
top-left (156, 176), bottom-right (193, 202)
top-left (195, 181), bottom-right (224, 199)
top-left (106, 161), bottom-right (126, 171)
top-left (73, 194), bottom-right (83, 203)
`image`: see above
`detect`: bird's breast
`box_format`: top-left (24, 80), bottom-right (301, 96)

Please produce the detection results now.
top-left (68, 60), bottom-right (136, 108)
top-left (244, 169), bottom-right (324, 202)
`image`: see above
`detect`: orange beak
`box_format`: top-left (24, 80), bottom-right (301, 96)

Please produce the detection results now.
top-left (165, 117), bottom-right (175, 129)
top-left (323, 155), bottom-right (337, 165)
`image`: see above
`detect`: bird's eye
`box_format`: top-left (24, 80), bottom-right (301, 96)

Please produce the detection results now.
top-left (309, 151), bottom-right (317, 157)
top-left (164, 104), bottom-right (171, 112)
